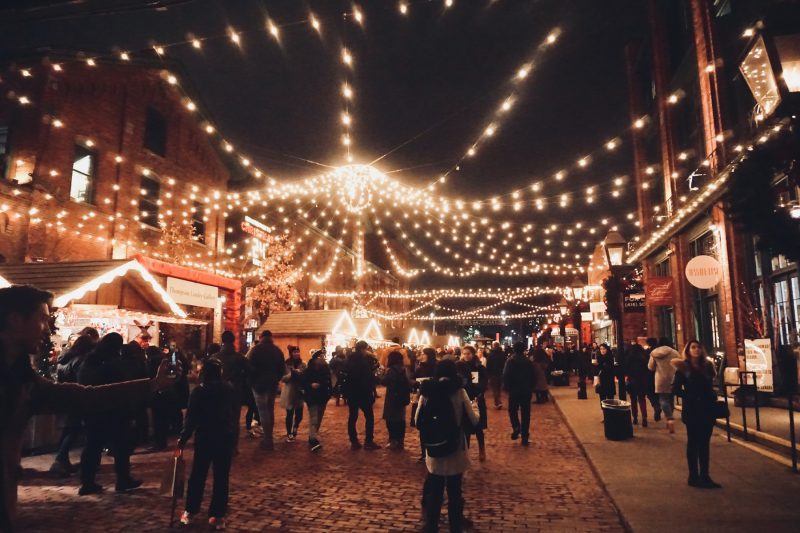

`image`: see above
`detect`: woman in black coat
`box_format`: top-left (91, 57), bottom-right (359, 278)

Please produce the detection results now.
top-left (303, 350), bottom-right (332, 451)
top-left (382, 350), bottom-right (412, 450)
top-left (594, 343), bottom-right (616, 402)
top-left (456, 345), bottom-right (488, 461)
top-left (672, 340), bottom-right (721, 489)
top-left (624, 343), bottom-right (651, 426)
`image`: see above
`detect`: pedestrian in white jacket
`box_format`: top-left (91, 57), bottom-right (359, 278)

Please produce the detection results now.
top-left (648, 338), bottom-right (681, 432)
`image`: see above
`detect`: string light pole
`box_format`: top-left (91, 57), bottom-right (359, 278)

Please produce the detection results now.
top-left (602, 229), bottom-right (633, 401)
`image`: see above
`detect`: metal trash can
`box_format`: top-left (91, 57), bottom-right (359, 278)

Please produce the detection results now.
top-left (601, 399), bottom-right (633, 441)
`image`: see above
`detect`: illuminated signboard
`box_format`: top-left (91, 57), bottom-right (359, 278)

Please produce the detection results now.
top-left (241, 216), bottom-right (271, 266)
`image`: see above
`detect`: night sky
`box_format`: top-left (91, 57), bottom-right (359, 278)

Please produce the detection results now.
top-left (1, 0), bottom-right (645, 193)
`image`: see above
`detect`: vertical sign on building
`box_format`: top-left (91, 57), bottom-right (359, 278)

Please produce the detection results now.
top-left (241, 216), bottom-right (272, 266)
top-left (744, 338), bottom-right (774, 392)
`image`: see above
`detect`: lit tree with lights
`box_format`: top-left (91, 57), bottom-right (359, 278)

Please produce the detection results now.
top-left (156, 219), bottom-right (196, 264)
top-left (247, 234), bottom-right (301, 320)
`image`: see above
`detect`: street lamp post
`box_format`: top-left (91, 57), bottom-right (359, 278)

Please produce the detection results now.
top-left (603, 229), bottom-right (633, 402)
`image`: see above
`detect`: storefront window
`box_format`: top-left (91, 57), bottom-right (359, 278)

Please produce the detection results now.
top-left (690, 231), bottom-right (723, 353)
top-left (774, 279), bottom-right (793, 345)
top-left (771, 253), bottom-right (792, 271)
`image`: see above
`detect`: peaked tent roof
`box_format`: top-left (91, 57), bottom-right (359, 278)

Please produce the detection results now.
top-left (258, 310), bottom-right (372, 336)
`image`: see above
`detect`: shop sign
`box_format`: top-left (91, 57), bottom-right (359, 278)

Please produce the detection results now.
top-left (167, 277), bottom-right (218, 309)
top-left (623, 292), bottom-right (645, 312)
top-left (685, 255), bottom-right (722, 289)
top-left (589, 301), bottom-right (606, 313)
top-left (744, 338), bottom-right (774, 392)
top-left (646, 276), bottom-right (674, 306)
top-left (241, 216), bottom-right (271, 266)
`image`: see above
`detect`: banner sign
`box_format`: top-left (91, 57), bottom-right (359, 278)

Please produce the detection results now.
top-left (744, 338), bottom-right (774, 392)
top-left (623, 292), bottom-right (645, 312)
top-left (241, 216), bottom-right (271, 266)
top-left (167, 277), bottom-right (218, 309)
top-left (646, 276), bottom-right (674, 306)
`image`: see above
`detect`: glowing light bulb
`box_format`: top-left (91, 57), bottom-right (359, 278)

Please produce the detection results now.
top-left (634, 117), bottom-right (645, 129)
top-left (353, 6), bottom-right (364, 24)
top-left (484, 124), bottom-right (496, 136)
top-left (229, 29), bottom-right (241, 45)
top-left (343, 84), bottom-right (353, 99)
top-left (342, 48), bottom-right (353, 66)
top-left (310, 14), bottom-right (321, 31)
top-left (342, 112), bottom-right (352, 126)
top-left (268, 20), bottom-right (280, 39)
top-left (192, 39), bottom-right (202, 49)
top-left (399, 2), bottom-right (408, 15)
top-left (516, 67), bottom-right (529, 79)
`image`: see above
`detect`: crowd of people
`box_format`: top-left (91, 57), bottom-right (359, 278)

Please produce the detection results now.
top-left (1, 283), bottom-right (725, 533)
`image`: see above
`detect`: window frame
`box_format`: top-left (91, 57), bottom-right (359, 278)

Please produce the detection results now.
top-left (191, 200), bottom-right (206, 244)
top-left (138, 174), bottom-right (161, 229)
top-left (70, 145), bottom-right (97, 204)
top-left (143, 107), bottom-right (167, 157)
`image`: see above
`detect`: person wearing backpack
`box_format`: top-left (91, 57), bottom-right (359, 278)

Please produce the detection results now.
top-left (502, 342), bottom-right (536, 446)
top-left (382, 350), bottom-right (413, 450)
top-left (415, 359), bottom-right (479, 533)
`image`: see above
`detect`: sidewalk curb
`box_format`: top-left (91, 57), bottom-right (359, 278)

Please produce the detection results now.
top-left (551, 394), bottom-right (633, 533)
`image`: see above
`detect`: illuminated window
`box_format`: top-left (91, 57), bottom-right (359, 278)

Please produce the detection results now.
top-left (70, 145), bottom-right (95, 203)
top-left (138, 175), bottom-right (160, 227)
top-left (143, 107), bottom-right (167, 156)
top-left (739, 36), bottom-right (782, 117)
top-left (192, 200), bottom-right (206, 244)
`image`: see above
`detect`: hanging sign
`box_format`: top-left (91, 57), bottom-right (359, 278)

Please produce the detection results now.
top-left (646, 276), bottom-right (674, 306)
top-left (623, 291), bottom-right (646, 312)
top-left (166, 277), bottom-right (218, 309)
top-left (685, 255), bottom-right (722, 289)
top-left (744, 338), bottom-right (774, 392)
top-left (241, 216), bottom-right (271, 266)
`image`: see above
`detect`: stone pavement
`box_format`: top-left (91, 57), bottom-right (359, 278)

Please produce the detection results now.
top-left (18, 390), bottom-right (625, 532)
top-left (551, 382), bottom-right (800, 533)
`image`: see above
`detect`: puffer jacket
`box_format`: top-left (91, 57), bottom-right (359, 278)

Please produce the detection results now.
top-left (648, 346), bottom-right (680, 393)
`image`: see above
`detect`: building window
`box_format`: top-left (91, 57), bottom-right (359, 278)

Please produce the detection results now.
top-left (138, 175), bottom-right (160, 228)
top-left (143, 107), bottom-right (167, 157)
top-left (70, 145), bottom-right (95, 203)
top-left (192, 201), bottom-right (206, 244)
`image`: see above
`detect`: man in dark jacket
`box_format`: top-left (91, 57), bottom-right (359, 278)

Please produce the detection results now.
top-left (0, 285), bottom-right (178, 532)
top-left (502, 342), bottom-right (536, 446)
top-left (343, 341), bottom-right (380, 450)
top-left (213, 331), bottom-right (248, 454)
top-left (485, 342), bottom-right (506, 409)
top-left (245, 330), bottom-right (285, 450)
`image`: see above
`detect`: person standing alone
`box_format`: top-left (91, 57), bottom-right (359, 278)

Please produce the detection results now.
top-left (648, 338), bottom-right (680, 433)
top-left (502, 342), bottom-right (536, 446)
top-left (280, 346), bottom-right (306, 443)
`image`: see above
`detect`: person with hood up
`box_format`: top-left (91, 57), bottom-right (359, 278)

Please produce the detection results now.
top-left (280, 346), bottom-right (306, 443)
top-left (303, 349), bottom-right (332, 451)
top-left (415, 359), bottom-right (479, 533)
top-left (648, 337), bottom-right (681, 433)
top-left (671, 340), bottom-right (721, 489)
top-left (178, 357), bottom-right (237, 530)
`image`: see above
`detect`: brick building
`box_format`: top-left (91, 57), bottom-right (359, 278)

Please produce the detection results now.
top-left (0, 51), bottom-right (242, 352)
top-left (622, 0), bottom-right (800, 389)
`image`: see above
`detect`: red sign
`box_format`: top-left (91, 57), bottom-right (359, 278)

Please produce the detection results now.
top-left (646, 276), bottom-right (674, 306)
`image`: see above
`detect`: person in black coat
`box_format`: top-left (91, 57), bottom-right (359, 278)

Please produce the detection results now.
top-left (412, 347), bottom-right (437, 462)
top-left (303, 349), bottom-right (332, 451)
top-left (484, 343), bottom-right (506, 409)
top-left (672, 340), bottom-right (721, 489)
top-left (456, 345), bottom-right (488, 461)
top-left (178, 358), bottom-right (237, 530)
top-left (382, 350), bottom-right (412, 450)
top-left (77, 333), bottom-right (141, 495)
top-left (624, 343), bottom-right (651, 426)
top-left (121, 341), bottom-right (150, 445)
top-left (594, 343), bottom-right (616, 402)
top-left (502, 342), bottom-right (536, 446)
top-left (342, 341), bottom-right (380, 449)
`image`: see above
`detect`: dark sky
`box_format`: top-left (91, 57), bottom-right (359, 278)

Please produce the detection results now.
top-left (1, 0), bottom-right (645, 195)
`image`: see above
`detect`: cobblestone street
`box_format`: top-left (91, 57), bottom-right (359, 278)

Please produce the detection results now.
top-left (18, 391), bottom-right (626, 532)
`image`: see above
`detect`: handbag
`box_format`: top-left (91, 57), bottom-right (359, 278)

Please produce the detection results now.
top-left (713, 398), bottom-right (729, 419)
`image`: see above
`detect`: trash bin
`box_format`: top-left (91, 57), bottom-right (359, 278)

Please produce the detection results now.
top-left (601, 399), bottom-right (633, 441)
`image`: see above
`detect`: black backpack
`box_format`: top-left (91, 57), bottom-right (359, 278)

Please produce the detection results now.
top-left (418, 392), bottom-right (460, 458)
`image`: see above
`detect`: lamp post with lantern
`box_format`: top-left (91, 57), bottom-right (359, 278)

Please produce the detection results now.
top-left (603, 230), bottom-right (636, 401)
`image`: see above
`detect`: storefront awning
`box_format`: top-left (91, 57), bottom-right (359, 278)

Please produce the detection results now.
top-left (59, 305), bottom-right (207, 326)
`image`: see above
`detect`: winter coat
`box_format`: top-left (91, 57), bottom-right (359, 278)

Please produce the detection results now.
top-left (280, 358), bottom-right (306, 410)
top-left (415, 378), bottom-right (479, 476)
top-left (213, 344), bottom-right (248, 398)
top-left (455, 359), bottom-right (488, 429)
top-left (247, 339), bottom-right (286, 394)
top-left (624, 346), bottom-right (651, 396)
top-left (485, 348), bottom-right (506, 378)
top-left (648, 346), bottom-right (680, 393)
top-left (1, 346), bottom-right (152, 532)
top-left (382, 364), bottom-right (412, 422)
top-left (179, 381), bottom-right (237, 448)
top-left (595, 352), bottom-right (616, 397)
top-left (502, 354), bottom-right (536, 396)
top-left (56, 346), bottom-right (90, 384)
top-left (342, 352), bottom-right (378, 404)
top-left (303, 358), bottom-right (332, 406)
top-left (671, 359), bottom-right (716, 425)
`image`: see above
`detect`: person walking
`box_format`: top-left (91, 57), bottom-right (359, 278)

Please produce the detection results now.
top-left (49, 331), bottom-right (97, 476)
top-left (280, 346), bottom-right (306, 443)
top-left (624, 343), bottom-right (651, 426)
top-left (246, 330), bottom-right (286, 450)
top-left (456, 345), bottom-right (488, 461)
top-left (649, 338), bottom-right (680, 433)
top-left (416, 359), bottom-right (480, 533)
top-left (178, 358), bottom-right (237, 531)
top-left (304, 349), bottom-right (332, 451)
top-left (672, 340), bottom-right (721, 489)
top-left (594, 343), bottom-right (616, 405)
top-left (412, 348), bottom-right (438, 462)
top-left (382, 350), bottom-right (412, 450)
top-left (531, 347), bottom-right (550, 403)
top-left (213, 331), bottom-right (248, 454)
top-left (484, 342), bottom-right (505, 409)
top-left (502, 342), bottom-right (536, 446)
top-left (643, 338), bottom-right (663, 423)
top-left (342, 341), bottom-right (380, 450)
